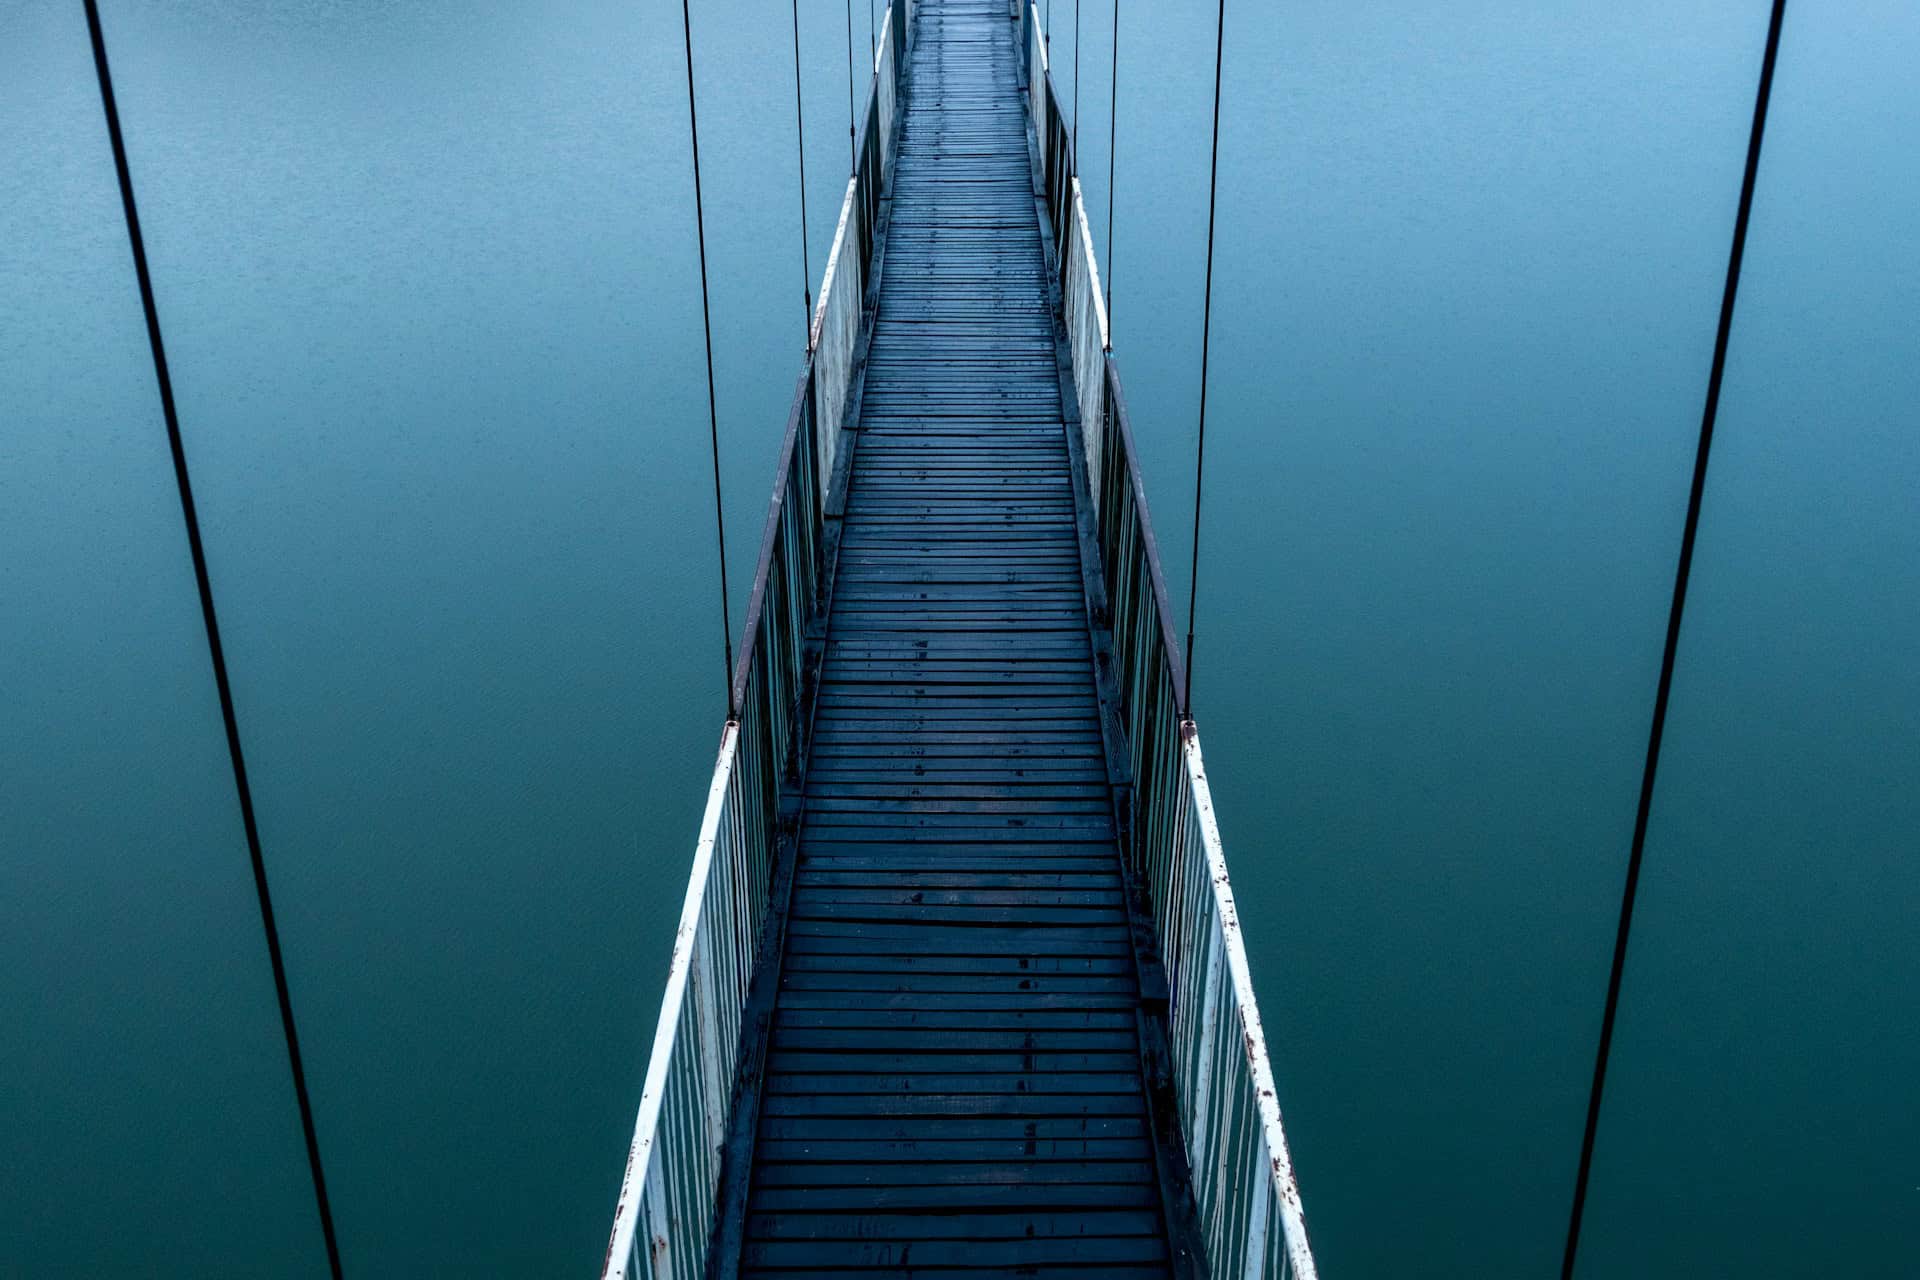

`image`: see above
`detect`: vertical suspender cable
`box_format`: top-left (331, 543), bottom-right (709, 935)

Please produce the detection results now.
top-left (1559, 3), bottom-right (1788, 1276)
top-left (678, 0), bottom-right (736, 712)
top-left (1104, 0), bottom-right (1118, 324)
top-left (81, 5), bottom-right (344, 1276)
top-left (845, 0), bottom-right (858, 170)
top-left (791, 0), bottom-right (814, 342)
top-left (1182, 0), bottom-right (1228, 715)
top-left (1072, 0), bottom-right (1080, 156)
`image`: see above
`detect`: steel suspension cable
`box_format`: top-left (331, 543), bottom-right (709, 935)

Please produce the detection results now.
top-left (81, 4), bottom-right (344, 1275)
top-left (678, 0), bottom-right (736, 712)
top-left (1072, 0), bottom-right (1080, 157)
top-left (1104, 0), bottom-right (1119, 323)
top-left (1182, 0), bottom-right (1228, 714)
top-left (1559, 3), bottom-right (1788, 1275)
top-left (790, 0), bottom-right (814, 341)
top-left (845, 0), bottom-right (857, 170)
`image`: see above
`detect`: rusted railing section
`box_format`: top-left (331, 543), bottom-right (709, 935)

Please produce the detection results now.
top-left (600, 4), bottom-right (914, 1275)
top-left (1022, 6), bottom-right (1318, 1276)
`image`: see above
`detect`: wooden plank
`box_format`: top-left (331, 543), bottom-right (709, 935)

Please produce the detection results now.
top-left (745, 1208), bottom-right (1162, 1238)
top-left (742, 1237), bottom-right (1168, 1270)
top-left (758, 1115), bottom-right (1148, 1143)
top-left (748, 1182), bottom-right (1161, 1215)
top-left (764, 1052), bottom-right (1143, 1074)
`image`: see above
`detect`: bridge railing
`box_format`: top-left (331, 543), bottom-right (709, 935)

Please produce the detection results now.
top-left (1022, 7), bottom-right (1318, 1277)
top-left (601, 4), bottom-right (914, 1276)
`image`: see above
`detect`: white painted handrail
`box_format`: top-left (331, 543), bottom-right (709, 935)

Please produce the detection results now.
top-left (603, 727), bottom-right (753, 1279)
top-left (1178, 730), bottom-right (1318, 1280)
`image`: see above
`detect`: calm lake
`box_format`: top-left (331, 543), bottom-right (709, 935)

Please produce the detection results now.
top-left (3, 0), bottom-right (1914, 1274)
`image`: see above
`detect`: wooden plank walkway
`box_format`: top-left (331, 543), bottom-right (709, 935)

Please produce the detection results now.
top-left (738, 1), bottom-right (1177, 1275)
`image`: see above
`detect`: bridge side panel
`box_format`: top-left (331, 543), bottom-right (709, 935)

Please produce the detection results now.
top-left (604, 726), bottom-right (759, 1280)
top-left (601, 5), bottom-right (916, 1273)
top-left (1021, 8), bottom-right (1319, 1276)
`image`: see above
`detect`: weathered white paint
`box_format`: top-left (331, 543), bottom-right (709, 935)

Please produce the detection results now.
top-left (695, 912), bottom-right (726, 1171)
top-left (1243, 1148), bottom-right (1272, 1280)
top-left (1190, 923), bottom-right (1222, 1157)
top-left (1028, 5), bottom-right (1047, 186)
top-left (644, 1155), bottom-right (670, 1276)
top-left (604, 725), bottom-right (740, 1280)
top-left (1062, 177), bottom-right (1109, 519)
top-left (1071, 181), bottom-right (1109, 351)
top-left (1184, 730), bottom-right (1318, 1280)
top-left (875, 13), bottom-right (897, 188)
top-left (808, 176), bottom-right (859, 354)
top-left (810, 176), bottom-right (863, 496)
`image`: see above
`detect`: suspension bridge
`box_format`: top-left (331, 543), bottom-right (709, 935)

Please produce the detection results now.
top-left (71, 0), bottom-right (1802, 1271)
top-left (602, 2), bottom-right (1312, 1276)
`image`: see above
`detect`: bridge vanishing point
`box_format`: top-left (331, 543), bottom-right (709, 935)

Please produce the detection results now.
top-left (604, 3), bottom-right (1315, 1276)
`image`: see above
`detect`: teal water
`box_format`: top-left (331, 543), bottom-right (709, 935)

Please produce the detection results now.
top-left (2, 1), bottom-right (1913, 1274)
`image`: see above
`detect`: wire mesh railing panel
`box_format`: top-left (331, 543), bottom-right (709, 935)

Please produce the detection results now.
top-left (601, 3), bottom-right (915, 1273)
top-left (875, 10), bottom-right (897, 186)
top-left (1061, 177), bottom-right (1110, 519)
top-left (603, 725), bottom-right (764, 1280)
top-left (1173, 733), bottom-right (1316, 1280)
top-left (809, 177), bottom-right (863, 498)
top-left (1028, 4), bottom-right (1048, 180)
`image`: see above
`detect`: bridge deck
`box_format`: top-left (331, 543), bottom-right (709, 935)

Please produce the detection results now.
top-left (739, 1), bottom-right (1175, 1275)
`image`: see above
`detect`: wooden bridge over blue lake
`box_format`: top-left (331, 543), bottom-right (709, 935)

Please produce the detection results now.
top-left (602, 3), bottom-right (1315, 1276)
